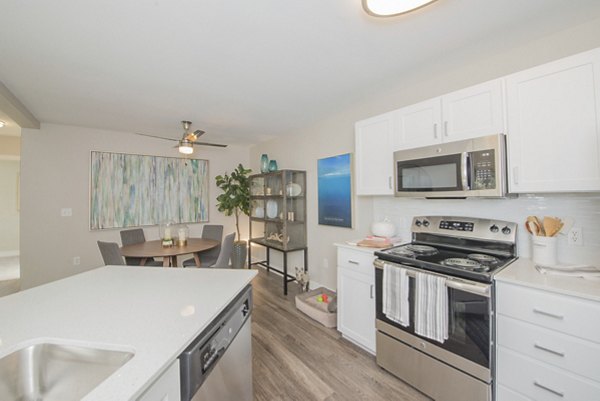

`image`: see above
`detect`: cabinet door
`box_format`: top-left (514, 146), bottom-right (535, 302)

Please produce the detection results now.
top-left (506, 48), bottom-right (600, 193)
top-left (442, 79), bottom-right (505, 142)
top-left (137, 360), bottom-right (181, 401)
top-left (355, 111), bottom-right (395, 195)
top-left (395, 98), bottom-right (442, 150)
top-left (338, 267), bottom-right (375, 353)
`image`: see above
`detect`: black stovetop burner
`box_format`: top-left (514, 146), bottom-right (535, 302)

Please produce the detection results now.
top-left (375, 216), bottom-right (518, 283)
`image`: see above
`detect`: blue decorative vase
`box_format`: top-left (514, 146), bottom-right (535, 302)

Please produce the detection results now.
top-left (260, 154), bottom-right (269, 173)
top-left (268, 160), bottom-right (278, 172)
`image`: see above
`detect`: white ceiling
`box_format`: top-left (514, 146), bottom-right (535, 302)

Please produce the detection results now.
top-left (1, 0), bottom-right (600, 144)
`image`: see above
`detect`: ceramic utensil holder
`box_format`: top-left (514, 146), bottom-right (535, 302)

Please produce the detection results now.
top-left (531, 236), bottom-right (558, 266)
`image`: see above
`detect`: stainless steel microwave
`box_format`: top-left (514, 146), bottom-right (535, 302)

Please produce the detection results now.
top-left (393, 134), bottom-right (508, 198)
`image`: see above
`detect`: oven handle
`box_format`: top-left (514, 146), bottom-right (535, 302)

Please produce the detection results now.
top-left (374, 259), bottom-right (490, 298)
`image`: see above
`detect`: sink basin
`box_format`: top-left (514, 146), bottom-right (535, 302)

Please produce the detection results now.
top-left (0, 342), bottom-right (134, 401)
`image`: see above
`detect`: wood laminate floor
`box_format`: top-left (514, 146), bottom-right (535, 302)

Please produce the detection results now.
top-left (251, 267), bottom-right (430, 401)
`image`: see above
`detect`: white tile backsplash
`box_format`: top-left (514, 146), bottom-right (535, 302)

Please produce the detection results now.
top-left (373, 194), bottom-right (600, 266)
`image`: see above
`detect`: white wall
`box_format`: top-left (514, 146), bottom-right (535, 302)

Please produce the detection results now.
top-left (251, 16), bottom-right (600, 290)
top-left (20, 123), bottom-right (250, 289)
top-left (0, 160), bottom-right (20, 252)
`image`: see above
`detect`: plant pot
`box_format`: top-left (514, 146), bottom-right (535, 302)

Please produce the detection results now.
top-left (232, 240), bottom-right (247, 269)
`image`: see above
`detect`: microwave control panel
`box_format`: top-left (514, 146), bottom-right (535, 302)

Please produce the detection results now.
top-left (471, 149), bottom-right (496, 190)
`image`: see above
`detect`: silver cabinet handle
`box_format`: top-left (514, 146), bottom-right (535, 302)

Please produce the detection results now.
top-left (534, 343), bottom-right (565, 357)
top-left (533, 308), bottom-right (564, 320)
top-left (444, 121), bottom-right (448, 137)
top-left (348, 260), bottom-right (359, 265)
top-left (370, 284), bottom-right (374, 299)
top-left (512, 166), bottom-right (519, 185)
top-left (534, 381), bottom-right (564, 397)
top-left (433, 123), bottom-right (438, 139)
top-left (388, 176), bottom-right (392, 190)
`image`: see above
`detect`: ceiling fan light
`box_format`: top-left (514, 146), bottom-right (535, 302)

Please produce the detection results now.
top-left (363, 0), bottom-right (437, 17)
top-left (178, 140), bottom-right (194, 155)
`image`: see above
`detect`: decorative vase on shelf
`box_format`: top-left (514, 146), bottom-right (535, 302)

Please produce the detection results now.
top-left (260, 154), bottom-right (269, 173)
top-left (268, 160), bottom-right (278, 172)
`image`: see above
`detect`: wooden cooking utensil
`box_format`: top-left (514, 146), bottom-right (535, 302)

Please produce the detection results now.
top-left (543, 216), bottom-right (563, 237)
top-left (526, 216), bottom-right (542, 236)
top-left (534, 216), bottom-right (546, 236)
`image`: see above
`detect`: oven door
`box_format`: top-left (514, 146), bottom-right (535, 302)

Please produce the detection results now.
top-left (375, 261), bottom-right (492, 376)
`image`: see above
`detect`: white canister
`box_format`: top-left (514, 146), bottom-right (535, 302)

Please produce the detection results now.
top-left (531, 236), bottom-right (558, 266)
top-left (371, 218), bottom-right (396, 238)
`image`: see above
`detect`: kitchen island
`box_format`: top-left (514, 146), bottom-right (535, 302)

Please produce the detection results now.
top-left (0, 265), bottom-right (257, 400)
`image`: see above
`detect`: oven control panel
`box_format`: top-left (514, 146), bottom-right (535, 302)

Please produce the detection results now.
top-left (412, 216), bottom-right (517, 243)
top-left (438, 220), bottom-right (474, 232)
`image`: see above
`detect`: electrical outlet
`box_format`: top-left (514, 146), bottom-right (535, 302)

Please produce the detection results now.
top-left (72, 256), bottom-right (81, 265)
top-left (568, 227), bottom-right (583, 246)
top-left (60, 208), bottom-right (72, 217)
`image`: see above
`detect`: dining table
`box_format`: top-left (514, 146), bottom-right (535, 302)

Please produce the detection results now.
top-left (120, 238), bottom-right (219, 267)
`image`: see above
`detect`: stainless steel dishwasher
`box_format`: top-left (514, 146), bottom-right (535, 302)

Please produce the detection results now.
top-left (179, 285), bottom-right (253, 401)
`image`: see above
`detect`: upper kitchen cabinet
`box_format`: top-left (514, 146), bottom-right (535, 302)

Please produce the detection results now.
top-left (394, 79), bottom-right (505, 150)
top-left (506, 48), bottom-right (600, 193)
top-left (355, 111), bottom-right (395, 195)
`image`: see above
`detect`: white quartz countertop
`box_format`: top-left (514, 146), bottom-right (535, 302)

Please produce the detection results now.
top-left (495, 258), bottom-right (600, 302)
top-left (0, 266), bottom-right (257, 400)
top-left (334, 242), bottom-right (378, 254)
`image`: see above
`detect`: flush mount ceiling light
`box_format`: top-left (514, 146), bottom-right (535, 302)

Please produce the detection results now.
top-left (178, 139), bottom-right (194, 155)
top-left (362, 0), bottom-right (437, 17)
top-left (0, 121), bottom-right (5, 128)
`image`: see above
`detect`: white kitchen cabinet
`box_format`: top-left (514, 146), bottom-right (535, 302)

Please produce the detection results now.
top-left (336, 245), bottom-right (376, 354)
top-left (506, 47), bottom-right (600, 193)
top-left (394, 98), bottom-right (441, 150)
top-left (138, 360), bottom-right (181, 401)
top-left (394, 79), bottom-right (504, 150)
top-left (495, 281), bottom-right (600, 401)
top-left (355, 111), bottom-right (395, 195)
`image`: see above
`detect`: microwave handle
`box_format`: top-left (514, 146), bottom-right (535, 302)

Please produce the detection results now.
top-left (461, 152), bottom-right (470, 190)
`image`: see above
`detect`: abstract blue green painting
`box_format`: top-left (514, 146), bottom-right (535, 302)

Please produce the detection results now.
top-left (90, 151), bottom-right (209, 230)
top-left (318, 153), bottom-right (352, 228)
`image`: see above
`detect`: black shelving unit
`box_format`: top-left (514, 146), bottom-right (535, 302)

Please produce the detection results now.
top-left (247, 170), bottom-right (307, 295)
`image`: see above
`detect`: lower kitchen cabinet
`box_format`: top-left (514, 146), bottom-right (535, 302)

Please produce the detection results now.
top-left (138, 359), bottom-right (181, 401)
top-left (336, 244), bottom-right (376, 354)
top-left (495, 281), bottom-right (600, 400)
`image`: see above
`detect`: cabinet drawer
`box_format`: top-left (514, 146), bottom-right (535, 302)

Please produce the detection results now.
top-left (497, 347), bottom-right (600, 401)
top-left (498, 315), bottom-right (600, 382)
top-left (496, 385), bottom-right (530, 401)
top-left (496, 282), bottom-right (600, 343)
top-left (337, 247), bottom-right (375, 275)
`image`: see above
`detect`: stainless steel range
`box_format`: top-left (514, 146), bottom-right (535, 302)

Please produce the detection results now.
top-left (374, 216), bottom-right (517, 401)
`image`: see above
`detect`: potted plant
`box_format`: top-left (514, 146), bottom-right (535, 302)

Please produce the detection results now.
top-left (215, 164), bottom-right (252, 268)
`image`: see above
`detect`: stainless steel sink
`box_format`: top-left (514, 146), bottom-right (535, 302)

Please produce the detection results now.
top-left (0, 342), bottom-right (134, 401)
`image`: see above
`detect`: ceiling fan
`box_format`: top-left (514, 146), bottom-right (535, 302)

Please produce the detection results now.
top-left (136, 121), bottom-right (227, 154)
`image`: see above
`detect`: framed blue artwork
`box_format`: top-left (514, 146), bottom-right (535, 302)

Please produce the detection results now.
top-left (318, 153), bottom-right (352, 228)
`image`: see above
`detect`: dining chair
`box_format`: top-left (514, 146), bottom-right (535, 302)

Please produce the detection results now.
top-left (120, 228), bottom-right (163, 267)
top-left (211, 232), bottom-right (235, 268)
top-left (97, 241), bottom-right (125, 265)
top-left (183, 224), bottom-right (224, 267)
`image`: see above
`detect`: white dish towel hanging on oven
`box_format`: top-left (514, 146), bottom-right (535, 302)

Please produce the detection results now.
top-left (383, 263), bottom-right (410, 327)
top-left (415, 271), bottom-right (449, 344)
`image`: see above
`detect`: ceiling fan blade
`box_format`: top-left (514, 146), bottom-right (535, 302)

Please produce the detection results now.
top-left (135, 132), bottom-right (178, 142)
top-left (191, 141), bottom-right (228, 148)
